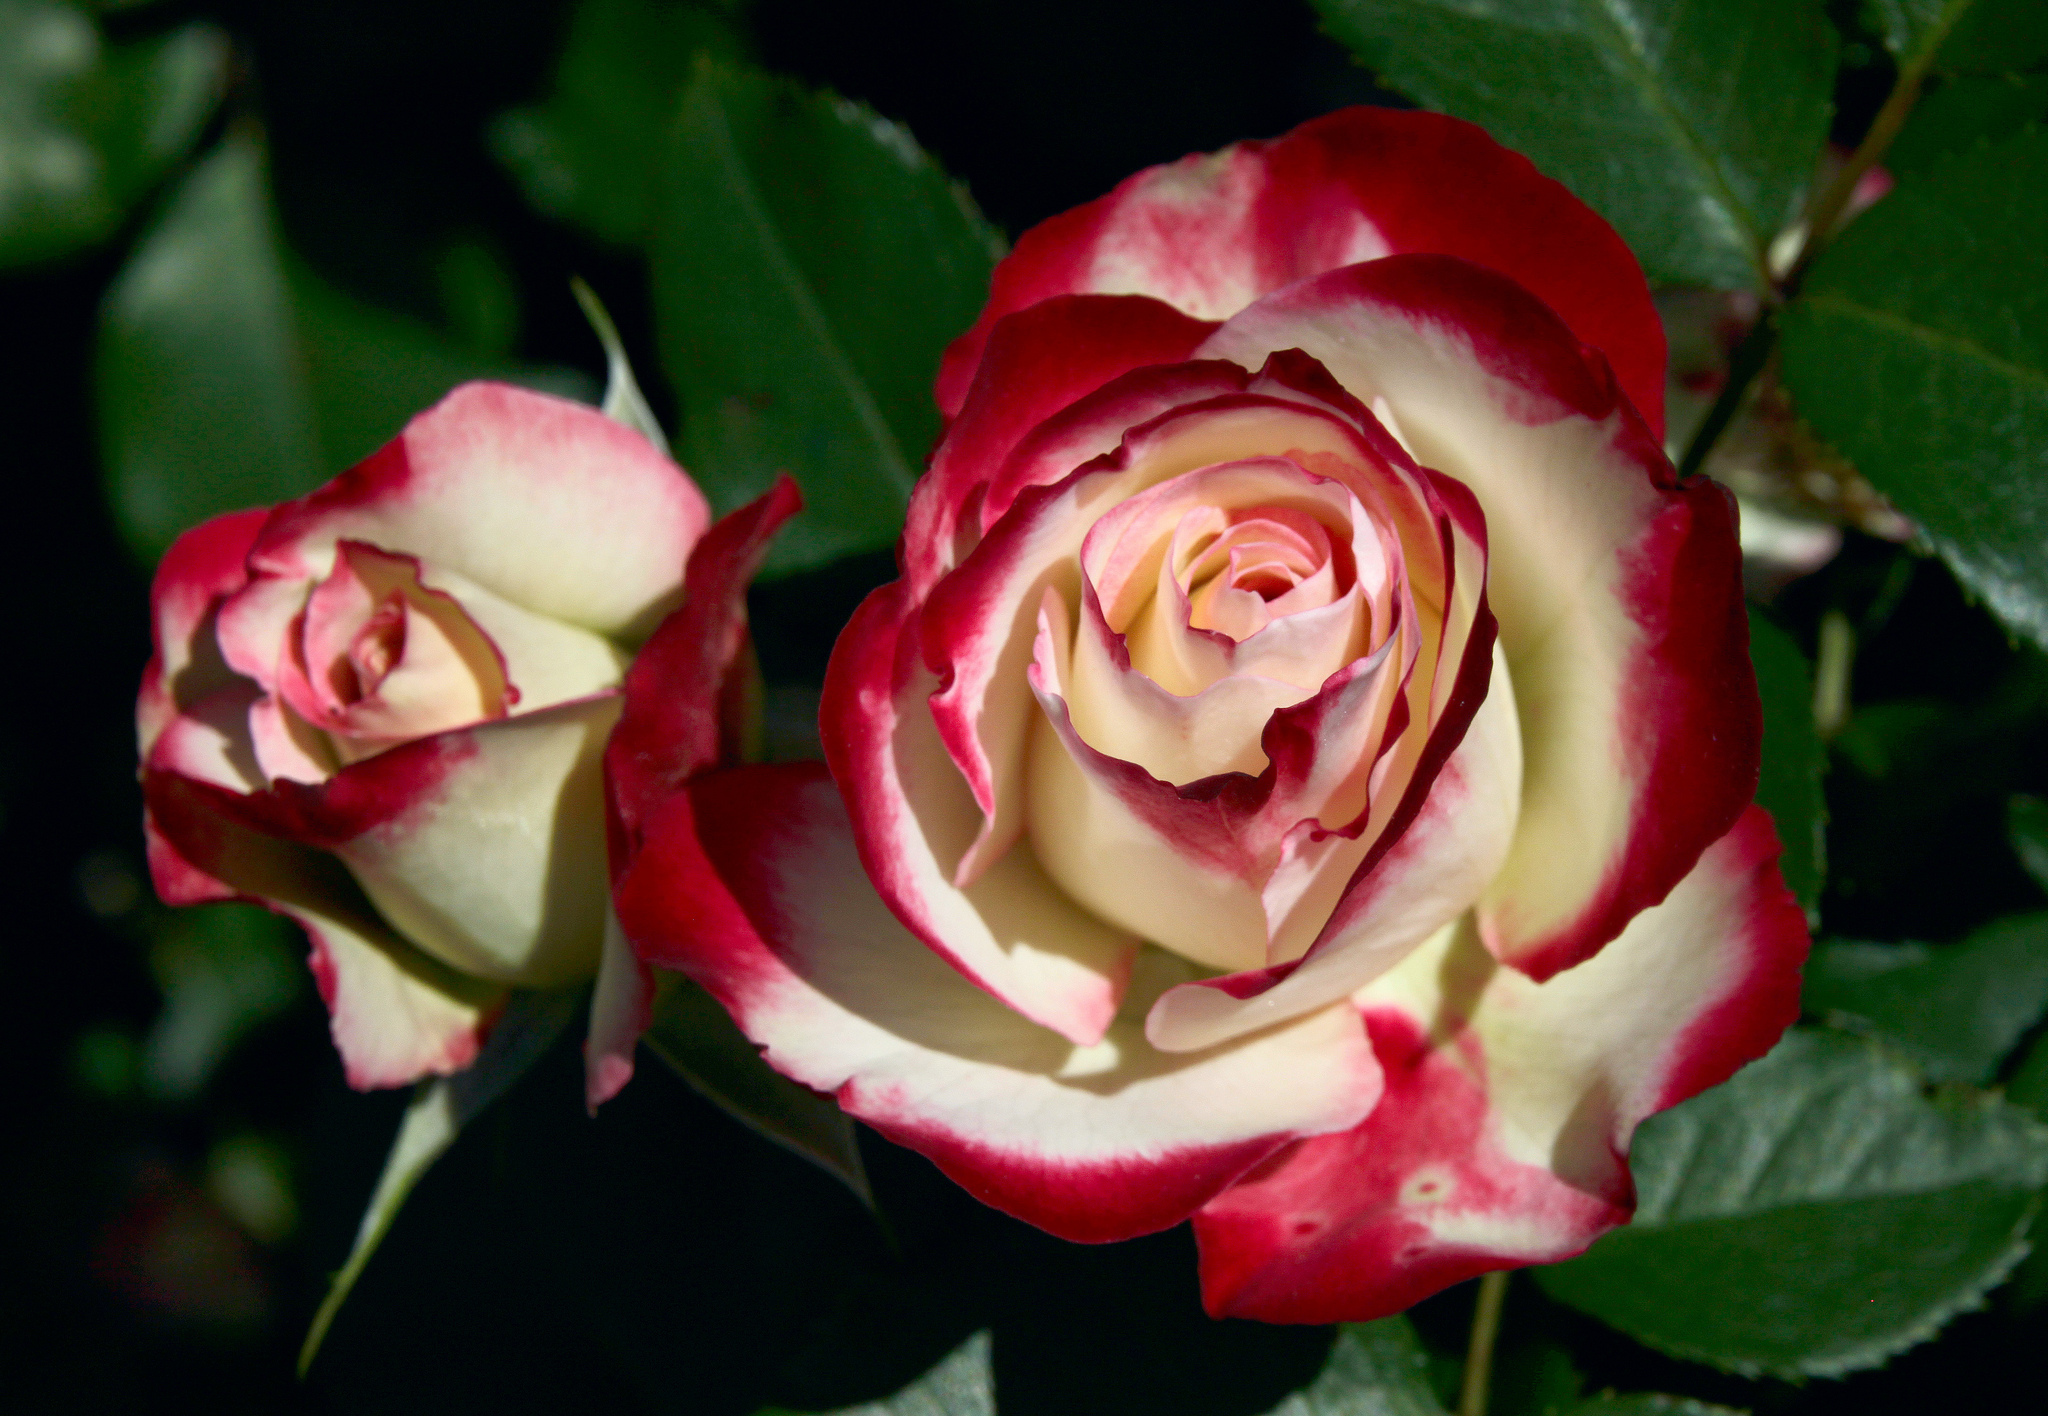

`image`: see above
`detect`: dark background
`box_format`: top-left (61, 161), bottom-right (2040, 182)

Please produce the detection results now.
top-left (5, 2), bottom-right (2044, 1412)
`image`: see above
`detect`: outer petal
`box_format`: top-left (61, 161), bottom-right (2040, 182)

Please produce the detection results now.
top-left (142, 768), bottom-right (503, 1089)
top-left (1202, 257), bottom-right (1754, 980)
top-left (169, 697), bottom-right (622, 989)
top-left (939, 108), bottom-right (1664, 439)
top-left (607, 477), bottom-right (803, 851)
top-left (138, 508), bottom-right (266, 757)
top-left (591, 477), bottom-right (803, 1108)
top-left (905, 295), bottom-right (1218, 589)
top-left (615, 762), bottom-right (1383, 1243)
top-left (1193, 806), bottom-right (1806, 1323)
top-left (248, 382), bottom-right (709, 643)
top-left (825, 582), bottom-right (1142, 1047)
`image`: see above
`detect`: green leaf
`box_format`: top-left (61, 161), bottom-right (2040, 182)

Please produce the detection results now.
top-left (1885, 71), bottom-right (2048, 180)
top-left (1310, 0), bottom-right (1838, 289)
top-left (1749, 609), bottom-right (1826, 911)
top-left (1933, 0), bottom-right (2048, 75)
top-left (1780, 129), bottom-right (2048, 649)
top-left (2008, 1030), bottom-right (2048, 1119)
top-left (1861, 0), bottom-right (2048, 74)
top-left (2009, 793), bottom-right (2048, 893)
top-left (0, 0), bottom-right (226, 267)
top-left (96, 136), bottom-right (589, 563)
top-left (1862, 0), bottom-right (1978, 68)
top-left (1803, 915), bottom-right (2048, 1082)
top-left (754, 1331), bottom-right (994, 1416)
top-left (490, 0), bottom-right (750, 246)
top-left (1492, 1339), bottom-right (1582, 1416)
top-left (1262, 1317), bottom-right (1449, 1416)
top-left (1564, 1399), bottom-right (1745, 1416)
top-left (643, 969), bottom-right (870, 1204)
top-left (1536, 1028), bottom-right (2048, 1377)
top-left (652, 58), bottom-right (1004, 576)
top-left (300, 986), bottom-right (582, 1375)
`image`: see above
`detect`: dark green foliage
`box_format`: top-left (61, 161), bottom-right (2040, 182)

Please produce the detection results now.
top-left (1804, 917), bottom-right (2048, 1082)
top-left (96, 138), bottom-right (582, 563)
top-left (1538, 1030), bottom-right (2048, 1376)
top-left (1781, 130), bottom-right (2048, 648)
top-left (0, 1), bottom-right (226, 267)
top-left (1311, 0), bottom-right (1837, 289)
top-left (652, 58), bottom-right (1004, 574)
top-left (1750, 610), bottom-right (1826, 910)
top-left (492, 0), bottom-right (754, 246)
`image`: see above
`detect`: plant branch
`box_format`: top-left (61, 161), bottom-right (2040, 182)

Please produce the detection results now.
top-left (1786, 31), bottom-right (1946, 291)
top-left (1458, 1270), bottom-right (1510, 1416)
top-left (1677, 310), bottom-right (1778, 480)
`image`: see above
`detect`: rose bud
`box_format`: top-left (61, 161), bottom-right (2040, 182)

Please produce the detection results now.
top-left (614, 108), bottom-right (1809, 1322)
top-left (137, 383), bottom-right (711, 1095)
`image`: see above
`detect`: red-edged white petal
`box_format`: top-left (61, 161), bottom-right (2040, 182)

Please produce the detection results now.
top-left (591, 477), bottom-right (803, 1110)
top-left (142, 768), bottom-right (503, 1089)
top-left (938, 108), bottom-right (1665, 439)
top-left (138, 508), bottom-right (266, 757)
top-left (1202, 257), bottom-right (1753, 980)
top-left (918, 366), bottom-right (1405, 893)
top-left (583, 904), bottom-right (651, 1111)
top-left (246, 382), bottom-right (708, 642)
top-left (905, 295), bottom-right (1218, 591)
top-left (823, 586), bottom-right (1140, 1046)
top-left (177, 697), bottom-right (620, 989)
top-left (1143, 643), bottom-right (1521, 1053)
top-left (615, 762), bottom-right (1383, 1243)
top-left (1192, 805), bottom-right (1806, 1323)
top-left (607, 477), bottom-right (803, 852)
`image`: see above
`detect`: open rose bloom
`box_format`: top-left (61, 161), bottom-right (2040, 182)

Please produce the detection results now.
top-left (138, 384), bottom-right (712, 1094)
top-left (616, 107), bottom-right (1810, 1322)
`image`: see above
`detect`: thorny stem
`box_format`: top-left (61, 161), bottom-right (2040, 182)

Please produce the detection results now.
top-left (1676, 309), bottom-right (1778, 480)
top-left (1785, 53), bottom-right (1932, 292)
top-left (1458, 1271), bottom-right (1510, 1416)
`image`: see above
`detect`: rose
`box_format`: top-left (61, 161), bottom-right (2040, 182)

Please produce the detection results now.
top-left (138, 382), bottom-right (714, 1099)
top-left (614, 108), bottom-right (1809, 1321)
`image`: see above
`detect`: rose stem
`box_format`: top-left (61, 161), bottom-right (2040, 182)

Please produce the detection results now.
top-left (1813, 609), bottom-right (1856, 740)
top-left (1457, 1270), bottom-right (1510, 1416)
top-left (1681, 31), bottom-right (1941, 481)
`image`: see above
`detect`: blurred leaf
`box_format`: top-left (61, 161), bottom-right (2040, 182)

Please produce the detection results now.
top-left (97, 136), bottom-right (589, 562)
top-left (300, 986), bottom-right (581, 1375)
top-left (1310, 0), bottom-right (1837, 289)
top-left (1536, 1028), bottom-right (2048, 1377)
top-left (143, 901), bottom-right (305, 1101)
top-left (1261, 1317), bottom-right (1447, 1416)
top-left (1939, 4), bottom-right (2048, 75)
top-left (1749, 610), bottom-right (1826, 910)
top-left (2010, 794), bottom-right (2048, 892)
top-left (643, 970), bottom-right (869, 1205)
top-left (491, 0), bottom-right (750, 245)
top-left (1863, 0), bottom-right (1978, 68)
top-left (1781, 130), bottom-right (2048, 649)
top-left (1803, 915), bottom-right (2048, 1082)
top-left (1492, 1339), bottom-right (1582, 1416)
top-left (0, 0), bottom-right (225, 267)
top-left (2007, 1029), bottom-right (2048, 1118)
top-left (206, 1133), bottom-right (296, 1244)
top-left (755, 1330), bottom-right (994, 1416)
top-left (1564, 1399), bottom-right (1745, 1416)
top-left (652, 58), bottom-right (1004, 576)
top-left (1885, 71), bottom-right (2048, 180)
